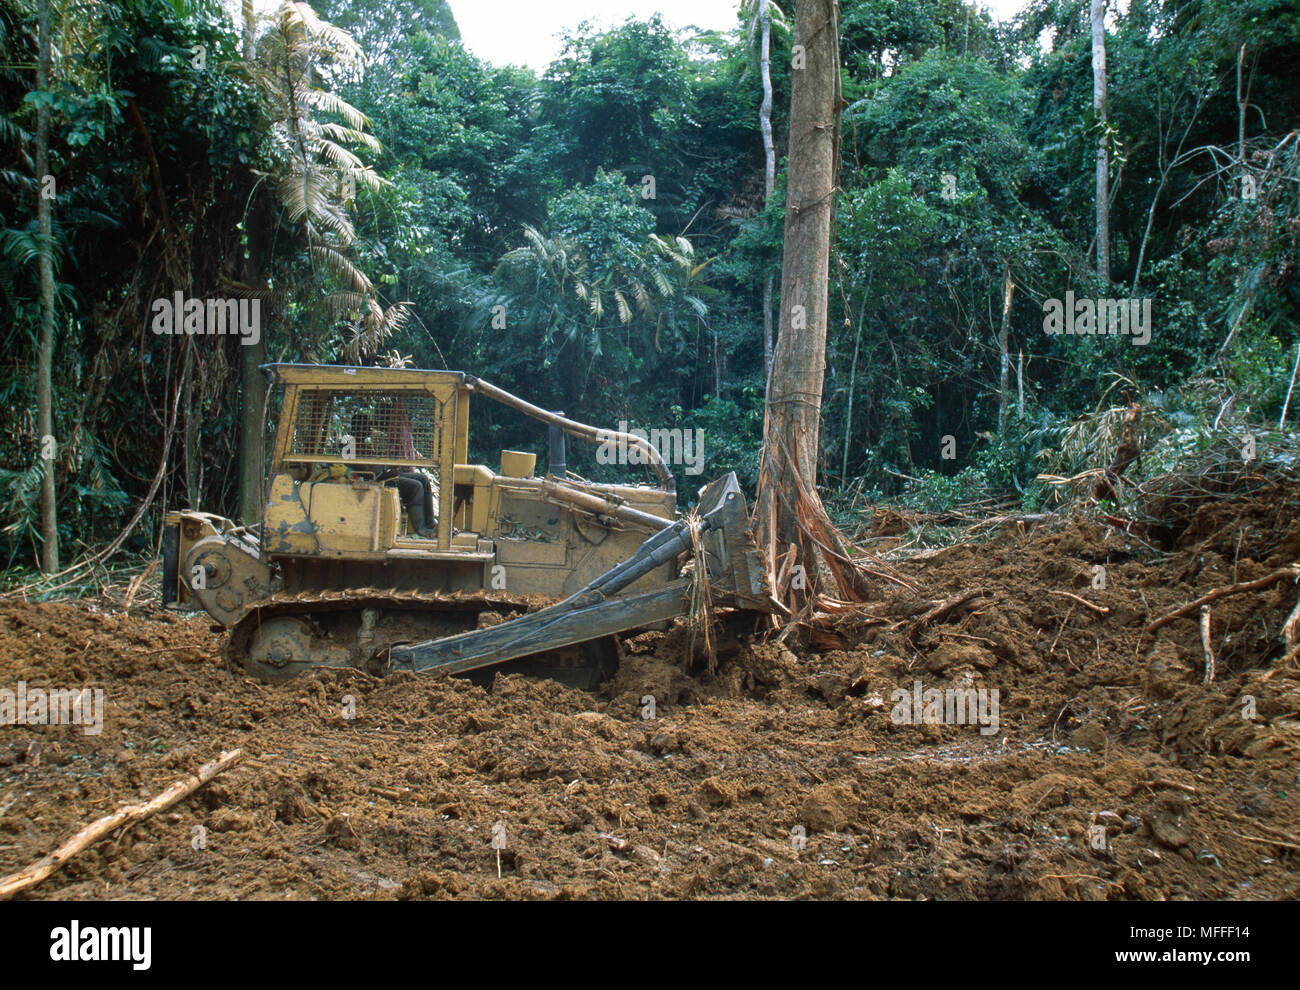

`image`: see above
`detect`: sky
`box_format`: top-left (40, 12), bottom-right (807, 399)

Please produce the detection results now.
top-left (446, 1), bottom-right (1034, 71)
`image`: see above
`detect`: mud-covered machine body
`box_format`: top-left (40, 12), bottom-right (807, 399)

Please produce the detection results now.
top-left (163, 364), bottom-right (777, 684)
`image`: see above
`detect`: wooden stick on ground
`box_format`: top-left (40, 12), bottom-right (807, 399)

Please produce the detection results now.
top-left (1048, 590), bottom-right (1110, 615)
top-left (122, 557), bottom-right (159, 615)
top-left (1230, 831), bottom-right (1300, 854)
top-left (1049, 605), bottom-right (1076, 656)
top-left (1145, 566), bottom-right (1300, 634)
top-left (0, 748), bottom-right (242, 899)
top-left (1200, 605), bottom-right (1216, 684)
top-left (900, 592), bottom-right (982, 642)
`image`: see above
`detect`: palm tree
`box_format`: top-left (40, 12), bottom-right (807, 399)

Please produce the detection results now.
top-left (250, 2), bottom-right (405, 361)
top-left (493, 224), bottom-right (707, 406)
top-left (235, 2), bottom-right (406, 519)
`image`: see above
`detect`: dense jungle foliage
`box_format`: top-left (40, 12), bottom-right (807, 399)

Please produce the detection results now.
top-left (2, 0), bottom-right (1297, 572)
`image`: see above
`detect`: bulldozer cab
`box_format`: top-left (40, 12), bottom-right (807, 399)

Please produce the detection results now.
top-left (264, 365), bottom-right (469, 556)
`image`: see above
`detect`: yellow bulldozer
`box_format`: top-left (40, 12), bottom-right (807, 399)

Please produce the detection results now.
top-left (163, 364), bottom-right (779, 686)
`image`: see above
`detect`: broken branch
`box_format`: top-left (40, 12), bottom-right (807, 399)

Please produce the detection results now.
top-left (0, 748), bottom-right (242, 899)
top-left (899, 592), bottom-right (982, 642)
top-left (1145, 566), bottom-right (1300, 634)
top-left (1048, 590), bottom-right (1110, 614)
top-left (1200, 605), bottom-right (1216, 684)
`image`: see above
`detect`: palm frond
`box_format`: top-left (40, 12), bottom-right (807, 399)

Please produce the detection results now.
top-left (613, 289), bottom-right (631, 324)
top-left (303, 88), bottom-right (370, 130)
top-left (319, 121), bottom-right (382, 153)
top-left (284, 0), bottom-right (363, 62)
top-left (318, 137), bottom-right (363, 171)
top-left (310, 245), bottom-right (372, 292)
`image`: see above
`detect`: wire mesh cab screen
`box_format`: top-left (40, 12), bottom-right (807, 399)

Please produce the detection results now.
top-left (288, 390), bottom-right (446, 466)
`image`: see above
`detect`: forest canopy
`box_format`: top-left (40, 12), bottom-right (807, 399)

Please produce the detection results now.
top-left (2, 0), bottom-right (1297, 574)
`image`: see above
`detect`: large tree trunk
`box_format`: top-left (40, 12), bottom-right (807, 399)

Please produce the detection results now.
top-left (36, 0), bottom-right (57, 572)
top-left (755, 0), bottom-right (860, 608)
top-left (759, 0), bottom-right (775, 387)
top-left (1091, 0), bottom-right (1109, 282)
top-left (237, 0), bottom-right (266, 524)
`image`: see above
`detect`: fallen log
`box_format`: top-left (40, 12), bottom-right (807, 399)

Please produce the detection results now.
top-left (1145, 566), bottom-right (1300, 634)
top-left (0, 748), bottom-right (242, 899)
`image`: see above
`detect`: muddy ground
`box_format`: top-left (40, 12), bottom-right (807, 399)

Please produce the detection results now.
top-left (1, 489), bottom-right (1298, 900)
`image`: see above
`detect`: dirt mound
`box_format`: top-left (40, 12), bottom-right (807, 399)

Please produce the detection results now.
top-left (1, 488), bottom-right (1297, 900)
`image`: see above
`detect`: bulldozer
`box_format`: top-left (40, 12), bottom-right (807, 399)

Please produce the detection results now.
top-left (163, 364), bottom-right (780, 686)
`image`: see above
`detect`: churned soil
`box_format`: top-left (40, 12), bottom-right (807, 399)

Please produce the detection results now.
top-left (1, 488), bottom-right (1298, 900)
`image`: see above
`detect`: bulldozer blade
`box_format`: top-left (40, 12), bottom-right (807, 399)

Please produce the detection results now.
top-left (387, 580), bottom-right (692, 676)
top-left (386, 470), bottom-right (782, 677)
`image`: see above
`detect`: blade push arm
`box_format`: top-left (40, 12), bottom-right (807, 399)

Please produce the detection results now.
top-left (387, 472), bottom-right (781, 676)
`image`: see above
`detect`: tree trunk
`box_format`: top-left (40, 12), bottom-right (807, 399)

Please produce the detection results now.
top-left (763, 275), bottom-right (774, 396)
top-left (237, 320), bottom-right (266, 522)
top-left (1017, 348), bottom-right (1025, 421)
top-left (237, 0), bottom-right (266, 524)
top-left (36, 0), bottom-right (58, 572)
top-left (841, 294), bottom-right (866, 484)
top-left (183, 345), bottom-right (201, 508)
top-left (1236, 44), bottom-right (1247, 167)
top-left (713, 332), bottom-right (721, 398)
top-left (1091, 0), bottom-right (1109, 282)
top-left (242, 0), bottom-right (255, 59)
top-left (756, 0), bottom-right (857, 607)
top-left (760, 1), bottom-right (776, 387)
top-left (1130, 90), bottom-right (1210, 294)
top-left (997, 265), bottom-right (1014, 433)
